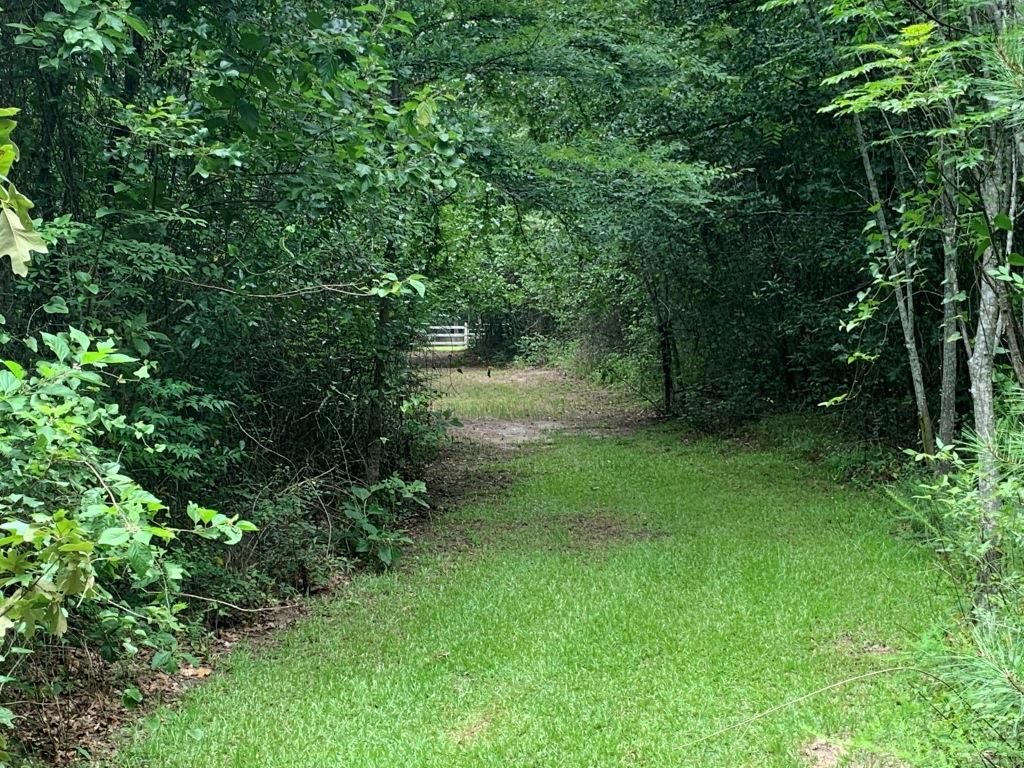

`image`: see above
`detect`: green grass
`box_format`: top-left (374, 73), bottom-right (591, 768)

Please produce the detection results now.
top-left (431, 367), bottom-right (618, 420)
top-left (425, 344), bottom-right (469, 352)
top-left (112, 399), bottom-right (948, 767)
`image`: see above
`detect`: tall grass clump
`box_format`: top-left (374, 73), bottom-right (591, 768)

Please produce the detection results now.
top-left (905, 384), bottom-right (1024, 764)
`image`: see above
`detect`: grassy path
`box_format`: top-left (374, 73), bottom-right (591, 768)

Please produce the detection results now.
top-left (115, 369), bottom-right (947, 767)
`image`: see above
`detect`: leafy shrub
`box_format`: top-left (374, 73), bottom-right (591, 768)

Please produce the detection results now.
top-left (179, 473), bottom-right (429, 622)
top-left (400, 393), bottom-right (458, 464)
top-left (514, 334), bottom-right (567, 367)
top-left (918, 615), bottom-right (1024, 764)
top-left (0, 328), bottom-right (253, 748)
top-left (206, 478), bottom-right (352, 607)
top-left (563, 334), bottom-right (662, 406)
top-left (903, 387), bottom-right (1024, 764)
top-left (124, 377), bottom-right (243, 488)
top-left (341, 476), bottom-right (426, 568)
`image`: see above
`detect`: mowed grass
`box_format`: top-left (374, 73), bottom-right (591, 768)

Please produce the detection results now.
top-left (113, 379), bottom-right (948, 768)
top-left (430, 366), bottom-right (622, 420)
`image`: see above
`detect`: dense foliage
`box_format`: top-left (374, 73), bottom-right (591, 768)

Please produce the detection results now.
top-left (417, 0), bottom-right (905, 429)
top-left (7, 0), bottom-right (1024, 763)
top-left (0, 1), bottom-right (460, 759)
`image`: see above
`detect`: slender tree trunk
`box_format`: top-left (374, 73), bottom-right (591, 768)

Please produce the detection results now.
top-left (364, 78), bottom-right (406, 485)
top-left (939, 170), bottom-right (960, 453)
top-left (968, 324), bottom-right (1000, 605)
top-left (956, 6), bottom-right (1017, 610)
top-left (970, 171), bottom-right (1006, 607)
top-left (1000, 149), bottom-right (1024, 385)
top-left (365, 300), bottom-right (390, 486)
top-left (851, 114), bottom-right (937, 454)
top-left (939, 242), bottom-right (959, 448)
top-left (654, 290), bottom-right (676, 413)
top-left (999, 296), bottom-right (1024, 385)
top-left (806, 1), bottom-right (936, 453)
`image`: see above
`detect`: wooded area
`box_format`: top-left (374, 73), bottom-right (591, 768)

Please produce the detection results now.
top-left (4, 0), bottom-right (1024, 765)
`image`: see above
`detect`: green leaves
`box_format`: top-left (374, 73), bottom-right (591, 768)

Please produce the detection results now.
top-left (0, 108), bottom-right (19, 178)
top-left (0, 113), bottom-right (45, 276)
top-left (368, 273), bottom-right (429, 299)
top-left (900, 21), bottom-right (936, 46)
top-left (0, 330), bottom-right (255, 704)
top-left (97, 527), bottom-right (131, 547)
top-left (2, 361), bottom-right (25, 381)
top-left (340, 476), bottom-right (421, 569)
top-left (0, 201), bottom-right (45, 277)
top-left (42, 296), bottom-right (69, 314)
top-left (407, 276), bottom-right (426, 297)
top-left (121, 687), bottom-right (143, 709)
top-left (0, 371), bottom-right (21, 398)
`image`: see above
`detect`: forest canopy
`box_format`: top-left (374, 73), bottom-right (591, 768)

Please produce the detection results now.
top-left (5, 0), bottom-right (1024, 764)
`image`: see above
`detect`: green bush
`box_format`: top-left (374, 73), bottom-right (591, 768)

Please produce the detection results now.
top-left (0, 329), bottom-right (253, 754)
top-left (341, 476), bottom-right (426, 569)
top-left (903, 387), bottom-right (1024, 764)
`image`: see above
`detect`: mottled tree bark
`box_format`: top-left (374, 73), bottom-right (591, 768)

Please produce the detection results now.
top-left (939, 169), bottom-right (960, 454)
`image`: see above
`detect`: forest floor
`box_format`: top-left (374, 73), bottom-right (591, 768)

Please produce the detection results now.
top-left (111, 367), bottom-right (949, 768)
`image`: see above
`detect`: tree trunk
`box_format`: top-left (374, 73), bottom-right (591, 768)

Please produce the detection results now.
top-left (968, 337), bottom-right (1000, 606)
top-left (970, 172), bottom-right (1006, 608)
top-left (656, 301), bottom-right (676, 414)
top-left (1000, 147), bottom-right (1024, 385)
top-left (939, 171), bottom-right (960, 453)
top-left (851, 113), bottom-right (937, 454)
top-left (806, 1), bottom-right (936, 453)
top-left (365, 300), bottom-right (391, 486)
top-left (364, 78), bottom-right (405, 486)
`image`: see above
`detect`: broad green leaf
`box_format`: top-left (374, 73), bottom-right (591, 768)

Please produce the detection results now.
top-left (43, 296), bottom-right (69, 314)
top-left (58, 541), bottom-right (95, 553)
top-left (0, 370), bottom-right (21, 397)
top-left (98, 528), bottom-right (132, 547)
top-left (123, 14), bottom-right (151, 38)
top-left (0, 203), bottom-right (46, 276)
top-left (2, 360), bottom-right (25, 380)
top-left (0, 144), bottom-right (16, 177)
top-left (415, 101), bottom-right (434, 128)
top-left (238, 31), bottom-right (264, 50)
top-left (41, 333), bottom-right (70, 364)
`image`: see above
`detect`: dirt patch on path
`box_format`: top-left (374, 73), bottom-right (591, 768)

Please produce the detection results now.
top-left (433, 366), bottom-right (656, 450)
top-left (800, 738), bottom-right (911, 768)
top-left (803, 739), bottom-right (846, 768)
top-left (455, 418), bottom-right (565, 446)
top-left (419, 366), bottom-right (656, 532)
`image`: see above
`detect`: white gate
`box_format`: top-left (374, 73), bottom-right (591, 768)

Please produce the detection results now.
top-left (426, 324), bottom-right (472, 348)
